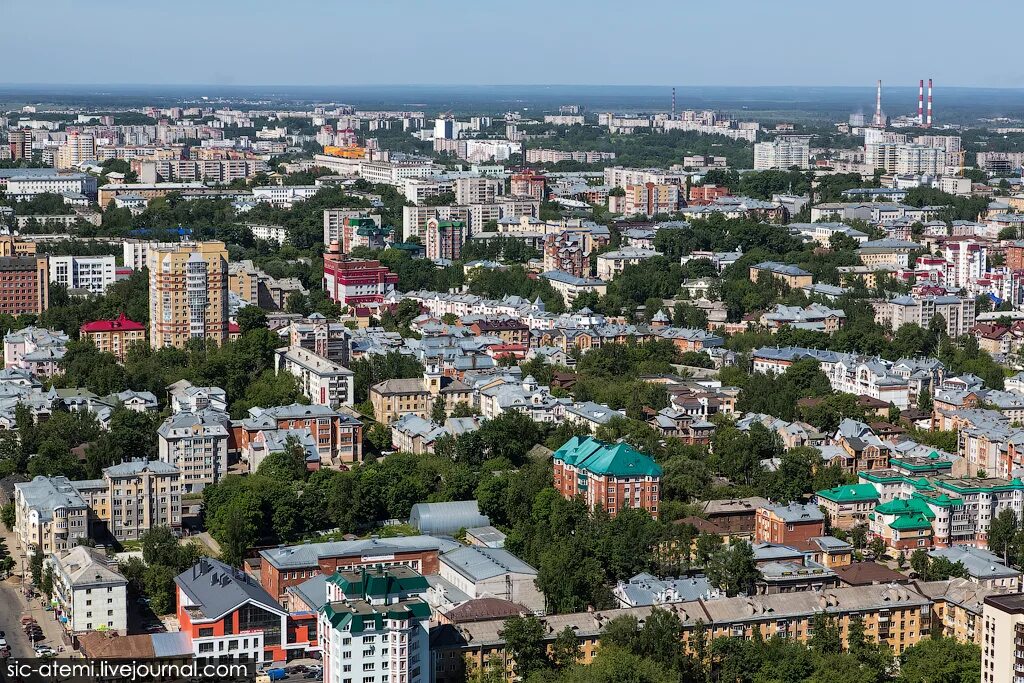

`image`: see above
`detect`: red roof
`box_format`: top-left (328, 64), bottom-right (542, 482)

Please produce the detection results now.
top-left (80, 313), bottom-right (145, 333)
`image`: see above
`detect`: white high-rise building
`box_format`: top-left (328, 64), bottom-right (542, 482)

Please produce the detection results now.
top-left (895, 144), bottom-right (945, 175)
top-left (319, 566), bottom-right (430, 683)
top-left (753, 137), bottom-right (810, 170)
top-left (48, 255), bottom-right (117, 294)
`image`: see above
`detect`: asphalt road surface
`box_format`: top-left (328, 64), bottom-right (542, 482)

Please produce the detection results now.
top-left (0, 582), bottom-right (33, 658)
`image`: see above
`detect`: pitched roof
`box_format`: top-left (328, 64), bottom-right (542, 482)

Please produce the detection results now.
top-left (173, 558), bottom-right (285, 622)
top-left (552, 436), bottom-right (662, 478)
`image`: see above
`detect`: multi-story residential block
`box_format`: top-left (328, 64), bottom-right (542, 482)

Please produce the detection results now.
top-left (13, 476), bottom-right (90, 555)
top-left (324, 208), bottom-right (378, 246)
top-left (754, 502), bottom-right (826, 547)
top-left (552, 436), bottom-right (662, 518)
top-left (370, 367), bottom-right (472, 425)
top-left (5, 173), bottom-right (96, 199)
top-left (48, 546), bottom-right (128, 635)
top-left (274, 345), bottom-right (355, 408)
top-left (749, 261), bottom-right (813, 288)
top-left (175, 558), bottom-right (296, 665)
top-left (122, 240), bottom-right (180, 271)
top-left (102, 459), bottom-right (181, 541)
top-left (286, 314), bottom-right (351, 365)
top-left (618, 182), bottom-right (681, 216)
top-left (539, 270), bottom-right (607, 306)
top-left (259, 536), bottom-right (446, 604)
top-left (595, 247), bottom-right (661, 281)
top-left (815, 484), bottom-right (881, 530)
top-left (425, 218), bottom-right (467, 262)
top-left (48, 255), bottom-right (116, 294)
top-left (982, 593), bottom-right (1024, 683)
top-left (322, 242), bottom-right (399, 306)
top-left (4, 326), bottom-right (68, 371)
top-left (753, 136), bottom-right (810, 170)
top-left (856, 239), bottom-right (921, 269)
top-left (236, 404), bottom-right (363, 469)
top-left (247, 223), bottom-right (288, 245)
top-left (943, 240), bottom-right (987, 288)
top-left (510, 171), bottom-right (546, 200)
top-left (319, 566), bottom-right (431, 683)
top-left (252, 184), bottom-right (320, 207)
top-left (873, 295), bottom-right (976, 338)
top-left (0, 256), bottom-right (49, 316)
top-left (147, 241), bottom-right (230, 349)
top-left (80, 313), bottom-right (146, 362)
top-left (454, 176), bottom-right (503, 205)
top-left (157, 409), bottom-right (230, 493)
top-left (133, 158), bottom-right (267, 184)
top-left (55, 131), bottom-right (96, 170)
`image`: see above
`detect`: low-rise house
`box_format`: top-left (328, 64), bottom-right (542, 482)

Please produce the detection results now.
top-left (928, 546), bottom-right (1021, 590)
top-left (701, 497), bottom-right (769, 536)
top-left (166, 380), bottom-right (227, 414)
top-left (647, 407), bottom-right (714, 444)
top-left (48, 546), bottom-right (128, 635)
top-left (235, 403), bottom-right (363, 469)
top-left (749, 261), bottom-right (813, 288)
top-left (370, 367), bottom-right (472, 425)
top-left (565, 401), bottom-right (625, 432)
top-left (759, 303), bottom-right (846, 333)
top-left (754, 502), bottom-right (825, 546)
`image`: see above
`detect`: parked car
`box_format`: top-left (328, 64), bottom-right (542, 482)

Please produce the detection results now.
top-left (19, 616), bottom-right (35, 625)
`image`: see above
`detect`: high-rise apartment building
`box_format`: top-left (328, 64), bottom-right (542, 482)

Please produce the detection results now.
top-left (425, 218), bottom-right (467, 262)
top-left (753, 137), bottom-right (811, 170)
top-left (0, 256), bottom-right (49, 316)
top-left (49, 255), bottom-right (116, 294)
top-left (147, 242), bottom-right (229, 349)
top-left (9, 129), bottom-right (32, 160)
top-left (56, 131), bottom-right (96, 170)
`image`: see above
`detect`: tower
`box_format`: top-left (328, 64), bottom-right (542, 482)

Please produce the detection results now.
top-left (671, 87), bottom-right (676, 120)
top-left (873, 79), bottom-right (884, 128)
top-left (918, 79), bottom-right (924, 125)
top-left (926, 78), bottom-right (933, 128)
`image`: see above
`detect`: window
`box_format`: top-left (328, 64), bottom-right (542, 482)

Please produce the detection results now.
top-left (199, 628), bottom-right (214, 638)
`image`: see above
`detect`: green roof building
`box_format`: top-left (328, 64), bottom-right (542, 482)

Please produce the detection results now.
top-left (318, 565), bottom-right (430, 682)
top-left (553, 436), bottom-right (663, 519)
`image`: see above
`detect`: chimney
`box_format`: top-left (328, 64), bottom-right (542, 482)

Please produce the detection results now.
top-left (926, 79), bottom-right (933, 127)
top-left (874, 79), bottom-right (883, 127)
top-left (918, 79), bottom-right (924, 124)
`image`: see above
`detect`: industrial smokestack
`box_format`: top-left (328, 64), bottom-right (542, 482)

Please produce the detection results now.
top-left (874, 79), bottom-right (883, 127)
top-left (672, 87), bottom-right (676, 120)
top-left (918, 80), bottom-right (924, 125)
top-left (926, 79), bottom-right (933, 127)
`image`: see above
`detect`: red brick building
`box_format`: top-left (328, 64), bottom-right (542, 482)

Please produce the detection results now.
top-left (322, 241), bottom-right (398, 306)
top-left (754, 502), bottom-right (826, 546)
top-left (510, 171), bottom-right (546, 201)
top-left (552, 436), bottom-right (662, 519)
top-left (258, 536), bottom-right (446, 604)
top-left (0, 256), bottom-right (48, 316)
top-left (689, 184), bottom-right (730, 203)
top-left (232, 403), bottom-right (363, 468)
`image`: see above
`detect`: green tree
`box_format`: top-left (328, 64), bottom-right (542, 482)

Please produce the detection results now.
top-left (898, 636), bottom-right (980, 683)
top-left (366, 423), bottom-right (393, 452)
top-left (809, 612), bottom-right (843, 655)
top-left (256, 437), bottom-right (308, 482)
top-left (0, 502), bottom-right (14, 530)
top-left (144, 564), bottom-right (178, 615)
top-left (431, 395), bottom-right (447, 423)
top-left (236, 306), bottom-right (268, 334)
top-left (989, 508), bottom-right (1019, 565)
top-left (30, 545), bottom-right (43, 585)
top-left (706, 540), bottom-right (760, 596)
top-left (502, 615), bottom-right (549, 679)
top-left (141, 525), bottom-right (183, 569)
top-left (551, 626), bottom-right (582, 669)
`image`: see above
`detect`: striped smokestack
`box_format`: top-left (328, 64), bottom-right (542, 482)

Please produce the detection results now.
top-left (874, 79), bottom-right (883, 127)
top-left (926, 79), bottom-right (933, 127)
top-left (918, 79), bottom-right (924, 125)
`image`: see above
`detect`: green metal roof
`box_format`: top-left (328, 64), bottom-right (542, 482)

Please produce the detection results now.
top-left (816, 484), bottom-right (879, 504)
top-left (889, 514), bottom-right (933, 531)
top-left (327, 566), bottom-right (429, 599)
top-left (553, 436), bottom-right (662, 478)
top-left (875, 497), bottom-right (935, 520)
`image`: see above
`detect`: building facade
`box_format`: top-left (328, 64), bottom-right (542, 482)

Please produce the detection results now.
top-left (147, 241), bottom-right (230, 349)
top-left (552, 436), bottom-right (662, 518)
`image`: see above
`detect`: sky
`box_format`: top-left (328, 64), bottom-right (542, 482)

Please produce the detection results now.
top-left (4, 0), bottom-right (1024, 88)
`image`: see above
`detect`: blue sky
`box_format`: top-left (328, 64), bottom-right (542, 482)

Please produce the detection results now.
top-left (5, 0), bottom-right (1023, 87)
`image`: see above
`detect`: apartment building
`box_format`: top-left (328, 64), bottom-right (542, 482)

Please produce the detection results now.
top-left (619, 182), bottom-right (681, 216)
top-left (102, 459), bottom-right (181, 541)
top-left (122, 240), bottom-right (179, 271)
top-left (235, 403), bottom-right (363, 468)
top-left (814, 484), bottom-right (881, 530)
top-left (0, 256), bottom-right (49, 316)
top-left (324, 208), bottom-right (379, 246)
top-left (286, 314), bottom-right (351, 365)
top-left (359, 159), bottom-right (437, 186)
top-left (425, 218), bottom-right (468, 262)
top-left (982, 593), bottom-right (1024, 683)
top-left (595, 247), bottom-right (661, 281)
top-left (873, 295), bottom-right (976, 338)
top-left (252, 185), bottom-right (320, 207)
top-left (370, 364), bottom-right (472, 424)
top-left (13, 476), bottom-right (90, 555)
top-left (552, 436), bottom-right (662, 519)
top-left (48, 255), bottom-right (116, 294)
top-left (753, 137), bottom-right (810, 170)
top-left (48, 546), bottom-right (128, 635)
top-left (319, 567), bottom-right (431, 683)
top-left (322, 242), bottom-right (399, 306)
top-left (510, 172), bottom-right (546, 200)
top-left (147, 241), bottom-right (230, 349)
top-left (274, 345), bottom-right (355, 409)
top-left (80, 314), bottom-right (146, 362)
top-left (157, 409), bottom-right (230, 493)
top-left (132, 158), bottom-right (267, 183)
top-left (539, 270), bottom-right (608, 306)
top-left (755, 503), bottom-right (826, 547)
top-left (5, 173), bottom-right (96, 199)
top-left (749, 261), bottom-right (813, 288)
top-left (454, 176), bottom-right (503, 204)
top-left (55, 131), bottom-right (96, 170)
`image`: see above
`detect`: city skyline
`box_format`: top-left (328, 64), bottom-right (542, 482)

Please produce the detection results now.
top-left (6, 0), bottom-right (1024, 88)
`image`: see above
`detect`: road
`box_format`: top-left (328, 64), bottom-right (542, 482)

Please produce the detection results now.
top-left (0, 581), bottom-right (33, 657)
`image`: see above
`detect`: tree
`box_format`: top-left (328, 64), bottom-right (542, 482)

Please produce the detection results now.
top-left (0, 502), bottom-right (14, 530)
top-left (217, 497), bottom-right (260, 567)
top-left (431, 395), bottom-right (447, 423)
top-left (989, 508), bottom-right (1018, 565)
top-left (706, 540), bottom-right (760, 596)
top-left (910, 548), bottom-right (930, 576)
top-left (141, 526), bottom-right (182, 569)
top-left (502, 615), bottom-right (549, 679)
top-left (898, 636), bottom-right (980, 683)
top-left (809, 612), bottom-right (843, 655)
top-left (257, 437), bottom-right (308, 482)
top-left (41, 565), bottom-right (53, 598)
top-left (868, 537), bottom-right (886, 560)
top-left (366, 423), bottom-right (393, 452)
top-left (236, 306), bottom-right (268, 334)
top-left (145, 564), bottom-right (178, 615)
top-left (30, 545), bottom-right (43, 585)
top-left (551, 626), bottom-right (581, 669)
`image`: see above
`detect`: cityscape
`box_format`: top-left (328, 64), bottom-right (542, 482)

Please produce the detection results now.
top-left (2, 3), bottom-right (1024, 683)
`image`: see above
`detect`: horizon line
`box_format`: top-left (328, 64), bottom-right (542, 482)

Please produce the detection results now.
top-left (0, 82), bottom-right (1021, 91)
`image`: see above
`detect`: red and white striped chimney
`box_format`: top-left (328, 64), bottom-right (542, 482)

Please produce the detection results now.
top-left (926, 79), bottom-right (933, 127)
top-left (918, 80), bottom-right (924, 125)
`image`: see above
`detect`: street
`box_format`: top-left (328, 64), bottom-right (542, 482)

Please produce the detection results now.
top-left (0, 525), bottom-right (68, 659)
top-left (0, 581), bottom-right (33, 658)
